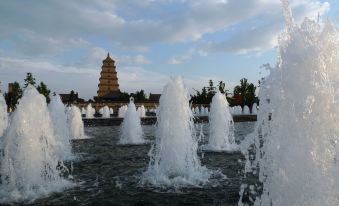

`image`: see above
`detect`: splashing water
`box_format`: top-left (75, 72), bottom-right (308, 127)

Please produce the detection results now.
top-left (194, 107), bottom-right (200, 116)
top-left (138, 105), bottom-right (146, 117)
top-left (118, 105), bottom-right (128, 118)
top-left (0, 85), bottom-right (72, 203)
top-left (67, 105), bottom-right (86, 139)
top-left (0, 93), bottom-right (8, 137)
top-left (100, 106), bottom-right (111, 118)
top-left (232, 106), bottom-right (242, 115)
top-left (252, 103), bottom-right (258, 114)
top-left (240, 1), bottom-right (339, 205)
top-left (242, 106), bottom-right (249, 115)
top-left (48, 95), bottom-right (73, 160)
top-left (142, 76), bottom-right (210, 187)
top-left (119, 97), bottom-right (144, 144)
top-left (85, 104), bottom-right (95, 118)
top-left (81, 107), bottom-right (86, 115)
top-left (205, 91), bottom-right (237, 151)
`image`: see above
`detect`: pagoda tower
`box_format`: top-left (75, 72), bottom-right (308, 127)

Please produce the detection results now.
top-left (97, 53), bottom-right (120, 97)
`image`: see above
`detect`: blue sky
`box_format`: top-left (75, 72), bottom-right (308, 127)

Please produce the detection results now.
top-left (0, 0), bottom-right (338, 99)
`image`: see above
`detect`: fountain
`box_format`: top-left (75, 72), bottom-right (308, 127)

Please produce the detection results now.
top-left (100, 106), bottom-right (111, 118)
top-left (194, 107), bottom-right (200, 116)
top-left (85, 103), bottom-right (95, 118)
top-left (0, 93), bottom-right (8, 137)
top-left (204, 107), bottom-right (209, 116)
top-left (67, 105), bottom-right (86, 139)
top-left (118, 105), bottom-right (128, 118)
top-left (138, 105), bottom-right (146, 117)
top-left (240, 1), bottom-right (339, 205)
top-left (251, 103), bottom-right (258, 114)
top-left (81, 107), bottom-right (86, 115)
top-left (0, 85), bottom-right (71, 202)
top-left (48, 95), bottom-right (73, 160)
top-left (205, 91), bottom-right (237, 151)
top-left (119, 97), bottom-right (144, 144)
top-left (142, 76), bottom-right (210, 186)
top-left (109, 107), bottom-right (114, 115)
top-left (243, 106), bottom-right (250, 115)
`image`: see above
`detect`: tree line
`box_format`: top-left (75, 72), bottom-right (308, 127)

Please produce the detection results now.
top-left (4, 73), bottom-right (51, 111)
top-left (2, 73), bottom-right (259, 112)
top-left (190, 78), bottom-right (258, 111)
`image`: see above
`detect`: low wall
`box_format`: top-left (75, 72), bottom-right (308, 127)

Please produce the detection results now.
top-left (83, 115), bottom-right (257, 127)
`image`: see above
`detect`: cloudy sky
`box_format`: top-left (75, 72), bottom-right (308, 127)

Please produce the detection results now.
top-left (0, 0), bottom-right (338, 99)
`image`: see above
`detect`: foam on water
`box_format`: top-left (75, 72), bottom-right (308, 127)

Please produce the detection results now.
top-left (205, 91), bottom-right (237, 151)
top-left (119, 97), bottom-right (144, 144)
top-left (240, 1), bottom-right (339, 205)
top-left (0, 93), bottom-right (8, 137)
top-left (0, 85), bottom-right (72, 203)
top-left (67, 105), bottom-right (86, 139)
top-left (142, 76), bottom-right (210, 187)
top-left (48, 95), bottom-right (73, 160)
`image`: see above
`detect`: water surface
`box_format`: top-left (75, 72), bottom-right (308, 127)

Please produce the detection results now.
top-left (31, 122), bottom-right (258, 206)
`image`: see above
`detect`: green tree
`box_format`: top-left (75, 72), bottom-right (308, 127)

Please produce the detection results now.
top-left (132, 90), bottom-right (146, 101)
top-left (190, 80), bottom-right (228, 104)
top-left (4, 81), bottom-right (22, 110)
top-left (218, 81), bottom-right (227, 94)
top-left (37, 81), bottom-right (51, 103)
top-left (244, 83), bottom-right (257, 111)
top-left (24, 72), bottom-right (36, 88)
top-left (233, 78), bottom-right (257, 112)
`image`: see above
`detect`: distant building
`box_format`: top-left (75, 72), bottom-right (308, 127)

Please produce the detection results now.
top-left (149, 93), bottom-right (161, 103)
top-left (95, 53), bottom-right (121, 101)
top-left (59, 91), bottom-right (84, 104)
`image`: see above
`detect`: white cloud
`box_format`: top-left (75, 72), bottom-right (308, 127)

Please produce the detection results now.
top-left (0, 0), bottom-right (331, 57)
top-left (168, 48), bottom-right (196, 64)
top-left (117, 54), bottom-right (151, 65)
top-left (0, 55), bottom-right (233, 99)
top-left (83, 47), bottom-right (151, 67)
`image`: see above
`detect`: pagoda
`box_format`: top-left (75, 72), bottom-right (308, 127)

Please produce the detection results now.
top-left (97, 53), bottom-right (120, 97)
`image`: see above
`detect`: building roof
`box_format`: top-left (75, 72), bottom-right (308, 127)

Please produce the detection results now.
top-left (101, 90), bottom-right (121, 100)
top-left (103, 52), bottom-right (115, 64)
top-left (149, 93), bottom-right (161, 102)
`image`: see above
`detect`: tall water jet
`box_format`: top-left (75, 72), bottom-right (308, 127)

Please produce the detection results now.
top-left (205, 92), bottom-right (237, 151)
top-left (0, 85), bottom-right (71, 202)
top-left (143, 76), bottom-right (210, 186)
top-left (85, 103), bottom-right (95, 118)
top-left (0, 93), bottom-right (8, 137)
top-left (109, 107), bottom-right (114, 115)
top-left (138, 105), bottom-right (146, 117)
top-left (67, 105), bottom-right (86, 140)
top-left (119, 97), bottom-right (144, 144)
top-left (241, 1), bottom-right (339, 205)
top-left (48, 95), bottom-right (73, 160)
